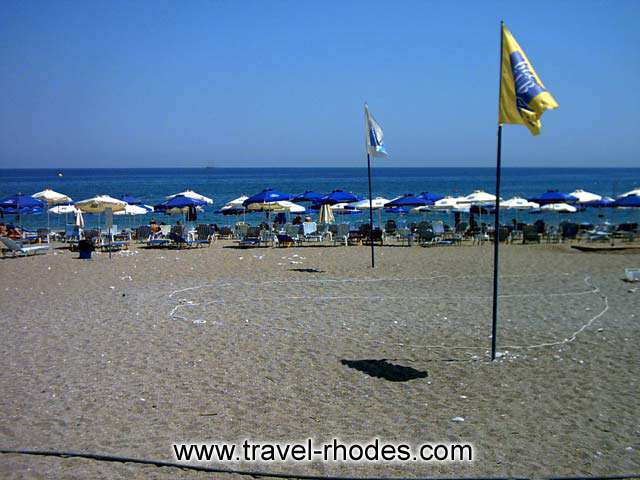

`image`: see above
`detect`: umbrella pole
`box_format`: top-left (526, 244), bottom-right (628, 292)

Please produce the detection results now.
top-left (367, 153), bottom-right (375, 268)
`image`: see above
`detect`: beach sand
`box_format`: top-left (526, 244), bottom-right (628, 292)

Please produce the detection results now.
top-left (1, 241), bottom-right (639, 479)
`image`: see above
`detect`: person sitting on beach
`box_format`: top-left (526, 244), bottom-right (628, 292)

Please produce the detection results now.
top-left (303, 215), bottom-right (313, 224)
top-left (0, 223), bottom-right (7, 237)
top-left (150, 219), bottom-right (160, 234)
top-left (292, 215), bottom-right (302, 225)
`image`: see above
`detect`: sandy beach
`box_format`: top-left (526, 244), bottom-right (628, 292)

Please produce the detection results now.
top-left (1, 241), bottom-right (639, 479)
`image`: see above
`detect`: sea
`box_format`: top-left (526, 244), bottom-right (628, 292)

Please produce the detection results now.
top-left (1, 168), bottom-right (639, 230)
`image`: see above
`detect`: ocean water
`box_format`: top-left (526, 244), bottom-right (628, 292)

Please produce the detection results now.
top-left (1, 167), bottom-right (639, 230)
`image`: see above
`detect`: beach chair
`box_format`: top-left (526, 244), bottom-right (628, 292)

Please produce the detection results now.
top-left (303, 222), bottom-right (322, 242)
top-left (317, 223), bottom-right (331, 242)
top-left (135, 226), bottom-right (152, 242)
top-left (0, 236), bottom-right (50, 257)
top-left (238, 227), bottom-right (262, 248)
top-left (195, 224), bottom-right (215, 246)
top-left (384, 219), bottom-right (397, 238)
top-left (397, 227), bottom-right (414, 246)
top-left (36, 228), bottom-right (49, 244)
top-left (235, 223), bottom-right (249, 240)
top-left (219, 226), bottom-right (233, 239)
top-left (64, 224), bottom-right (81, 244)
top-left (522, 225), bottom-right (541, 244)
top-left (332, 223), bottom-right (350, 246)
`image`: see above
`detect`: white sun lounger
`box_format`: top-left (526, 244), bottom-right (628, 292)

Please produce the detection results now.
top-left (0, 237), bottom-right (50, 257)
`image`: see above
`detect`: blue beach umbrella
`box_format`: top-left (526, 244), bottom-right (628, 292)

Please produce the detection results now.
top-left (117, 194), bottom-right (143, 205)
top-left (292, 191), bottom-right (324, 203)
top-left (0, 194), bottom-right (46, 211)
top-left (242, 189), bottom-right (291, 207)
top-left (0, 194), bottom-right (45, 228)
top-left (155, 195), bottom-right (207, 212)
top-left (417, 192), bottom-right (445, 204)
top-left (319, 190), bottom-right (358, 205)
top-left (584, 197), bottom-right (615, 208)
top-left (528, 190), bottom-right (578, 205)
top-left (385, 207), bottom-right (410, 214)
top-left (614, 194), bottom-right (640, 208)
top-left (386, 194), bottom-right (428, 208)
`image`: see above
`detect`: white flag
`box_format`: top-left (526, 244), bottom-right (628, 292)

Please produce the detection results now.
top-left (364, 103), bottom-right (388, 157)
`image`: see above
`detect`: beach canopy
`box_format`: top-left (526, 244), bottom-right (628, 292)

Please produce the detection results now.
top-left (49, 204), bottom-right (79, 214)
top-left (0, 194), bottom-right (46, 211)
top-left (114, 204), bottom-right (150, 216)
top-left (167, 190), bottom-right (213, 204)
top-left (32, 189), bottom-right (72, 205)
top-left (528, 190), bottom-right (578, 205)
top-left (459, 190), bottom-right (497, 205)
top-left (500, 197), bottom-right (540, 210)
top-left (386, 194), bottom-right (428, 208)
top-left (584, 197), bottom-right (615, 208)
top-left (76, 195), bottom-right (127, 213)
top-left (417, 192), bottom-right (445, 203)
top-left (540, 202), bottom-right (578, 213)
top-left (292, 191), bottom-right (325, 203)
top-left (319, 190), bottom-right (358, 205)
top-left (570, 189), bottom-right (602, 204)
top-left (318, 204), bottom-right (335, 223)
top-left (243, 189), bottom-right (291, 207)
top-left (613, 194), bottom-right (640, 207)
top-left (618, 187), bottom-right (640, 198)
top-left (352, 197), bottom-right (390, 209)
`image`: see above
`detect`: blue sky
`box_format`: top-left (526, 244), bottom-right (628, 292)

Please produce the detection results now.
top-left (1, 0), bottom-right (639, 168)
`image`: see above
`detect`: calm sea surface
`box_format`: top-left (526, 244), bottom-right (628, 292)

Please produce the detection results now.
top-left (1, 168), bottom-right (639, 229)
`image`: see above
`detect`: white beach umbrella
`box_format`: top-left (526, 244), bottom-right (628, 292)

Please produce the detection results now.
top-left (619, 187), bottom-right (640, 198)
top-left (33, 189), bottom-right (72, 205)
top-left (49, 204), bottom-right (79, 214)
top-left (352, 197), bottom-right (390, 209)
top-left (318, 203), bottom-right (335, 224)
top-left (166, 190), bottom-right (213, 204)
top-left (432, 196), bottom-right (462, 210)
top-left (113, 204), bottom-right (150, 216)
top-left (500, 197), bottom-right (540, 210)
top-left (227, 195), bottom-right (249, 206)
top-left (75, 195), bottom-right (127, 213)
top-left (570, 189), bottom-right (602, 204)
top-left (459, 190), bottom-right (497, 205)
top-left (540, 203), bottom-right (577, 213)
top-left (330, 202), bottom-right (359, 211)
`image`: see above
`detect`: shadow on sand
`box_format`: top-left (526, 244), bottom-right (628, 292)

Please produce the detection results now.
top-left (340, 359), bottom-right (427, 382)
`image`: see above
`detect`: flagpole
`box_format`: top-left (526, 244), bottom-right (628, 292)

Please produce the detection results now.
top-left (491, 20), bottom-right (505, 361)
top-left (367, 152), bottom-right (375, 268)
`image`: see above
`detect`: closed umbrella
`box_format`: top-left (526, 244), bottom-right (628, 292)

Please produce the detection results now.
top-left (318, 204), bottom-right (335, 224)
top-left (75, 210), bottom-right (85, 228)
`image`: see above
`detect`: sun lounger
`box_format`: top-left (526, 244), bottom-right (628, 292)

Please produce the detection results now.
top-left (332, 224), bottom-right (350, 246)
top-left (303, 222), bottom-right (323, 242)
top-left (0, 236), bottom-right (50, 257)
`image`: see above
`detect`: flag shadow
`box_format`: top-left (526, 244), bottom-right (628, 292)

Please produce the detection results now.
top-left (340, 359), bottom-right (427, 382)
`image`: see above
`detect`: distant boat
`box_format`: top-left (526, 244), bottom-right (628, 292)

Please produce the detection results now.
top-left (57, 171), bottom-right (64, 177)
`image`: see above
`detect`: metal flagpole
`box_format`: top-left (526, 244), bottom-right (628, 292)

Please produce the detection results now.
top-left (367, 152), bottom-right (375, 268)
top-left (491, 20), bottom-right (505, 361)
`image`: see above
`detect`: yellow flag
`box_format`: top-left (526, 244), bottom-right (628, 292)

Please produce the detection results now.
top-left (499, 23), bottom-right (558, 135)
